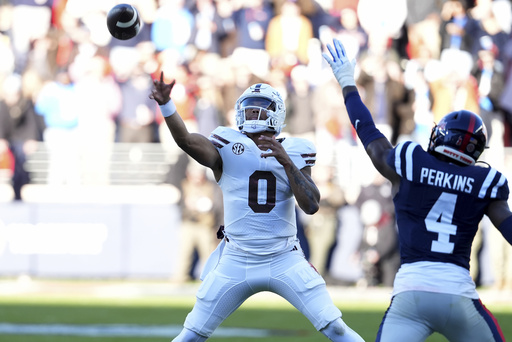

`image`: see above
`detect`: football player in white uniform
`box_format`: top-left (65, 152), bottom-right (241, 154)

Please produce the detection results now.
top-left (150, 72), bottom-right (365, 342)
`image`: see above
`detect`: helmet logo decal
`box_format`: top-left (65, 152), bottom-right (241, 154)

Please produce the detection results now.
top-left (232, 143), bottom-right (245, 155)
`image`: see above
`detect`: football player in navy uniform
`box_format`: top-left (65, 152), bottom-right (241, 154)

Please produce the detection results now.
top-left (149, 72), bottom-right (365, 342)
top-left (323, 38), bottom-right (511, 342)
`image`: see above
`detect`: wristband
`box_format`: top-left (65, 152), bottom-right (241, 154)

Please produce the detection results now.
top-left (160, 99), bottom-right (176, 117)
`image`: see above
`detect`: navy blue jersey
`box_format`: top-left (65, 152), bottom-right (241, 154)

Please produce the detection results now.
top-left (387, 141), bottom-right (509, 269)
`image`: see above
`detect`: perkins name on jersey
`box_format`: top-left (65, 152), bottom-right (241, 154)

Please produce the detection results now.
top-left (420, 167), bottom-right (474, 193)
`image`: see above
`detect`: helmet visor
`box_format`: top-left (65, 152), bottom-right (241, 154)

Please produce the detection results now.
top-left (240, 97), bottom-right (276, 111)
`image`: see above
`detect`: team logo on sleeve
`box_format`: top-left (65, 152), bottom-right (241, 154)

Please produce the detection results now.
top-left (232, 143), bottom-right (245, 155)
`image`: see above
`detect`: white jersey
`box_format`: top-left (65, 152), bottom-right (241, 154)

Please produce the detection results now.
top-left (209, 127), bottom-right (316, 254)
top-left (392, 261), bottom-right (479, 299)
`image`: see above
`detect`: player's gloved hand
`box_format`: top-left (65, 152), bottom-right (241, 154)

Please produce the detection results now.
top-left (150, 71), bottom-right (176, 106)
top-left (322, 39), bottom-right (356, 88)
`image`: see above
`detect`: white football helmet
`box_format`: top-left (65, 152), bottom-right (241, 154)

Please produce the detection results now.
top-left (235, 83), bottom-right (286, 136)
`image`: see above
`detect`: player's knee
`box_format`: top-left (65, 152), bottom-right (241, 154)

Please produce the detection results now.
top-left (172, 328), bottom-right (208, 342)
top-left (320, 318), bottom-right (365, 342)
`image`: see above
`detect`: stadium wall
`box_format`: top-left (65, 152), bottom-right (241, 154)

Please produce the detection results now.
top-left (0, 201), bottom-right (181, 279)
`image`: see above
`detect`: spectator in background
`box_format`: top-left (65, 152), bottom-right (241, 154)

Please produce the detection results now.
top-left (266, 0), bottom-right (314, 74)
top-left (356, 0), bottom-right (407, 51)
top-left (286, 65), bottom-right (316, 140)
top-left (215, 60), bottom-right (265, 127)
top-left (230, 0), bottom-right (274, 79)
top-left (330, 0), bottom-right (359, 12)
top-left (10, 0), bottom-right (53, 74)
top-left (402, 46), bottom-right (435, 147)
top-left (172, 161), bottom-right (221, 283)
top-left (57, 1), bottom-right (110, 50)
top-left (327, 190), bottom-right (365, 286)
top-left (73, 54), bottom-right (121, 185)
top-left (319, 6), bottom-right (368, 60)
top-left (214, 58), bottom-right (243, 127)
top-left (472, 34), bottom-right (511, 292)
top-left (470, 0), bottom-right (510, 64)
top-left (151, 0), bottom-right (194, 56)
top-left (355, 174), bottom-right (399, 287)
top-left (0, 74), bottom-right (43, 201)
top-left (190, 0), bottom-right (229, 55)
top-left (471, 36), bottom-right (505, 144)
top-left (292, 0), bottom-right (332, 39)
top-left (209, 0), bottom-right (237, 58)
top-left (404, 0), bottom-right (442, 60)
top-left (489, 0), bottom-right (512, 38)
top-left (310, 77), bottom-right (355, 167)
top-left (35, 70), bottom-right (80, 186)
top-left (439, 0), bottom-right (479, 55)
top-left (46, 16), bottom-right (79, 75)
top-left (24, 29), bottom-right (61, 82)
top-left (0, 10), bottom-right (15, 81)
top-left (192, 75), bottom-right (224, 137)
top-left (231, 0), bottom-right (273, 50)
top-left (305, 164), bottom-right (346, 277)
top-left (116, 69), bottom-right (158, 143)
top-left (112, 47), bottom-right (158, 143)
top-left (429, 49), bottom-right (479, 123)
top-left (156, 58), bottom-right (197, 145)
top-left (50, 0), bottom-right (67, 30)
top-left (357, 32), bottom-right (406, 144)
top-left (156, 57), bottom-right (201, 188)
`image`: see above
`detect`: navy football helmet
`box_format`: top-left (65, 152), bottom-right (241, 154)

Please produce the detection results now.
top-left (428, 110), bottom-right (487, 165)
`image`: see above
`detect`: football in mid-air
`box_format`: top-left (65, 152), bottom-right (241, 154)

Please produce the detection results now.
top-left (106, 4), bottom-right (141, 40)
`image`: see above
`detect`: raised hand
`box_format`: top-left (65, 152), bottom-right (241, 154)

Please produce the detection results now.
top-left (322, 39), bottom-right (356, 89)
top-left (149, 71), bottom-right (176, 105)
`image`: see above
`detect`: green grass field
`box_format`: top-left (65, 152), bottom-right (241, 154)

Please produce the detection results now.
top-left (0, 280), bottom-right (510, 342)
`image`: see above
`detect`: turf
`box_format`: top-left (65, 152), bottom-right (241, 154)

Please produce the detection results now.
top-left (0, 283), bottom-right (510, 342)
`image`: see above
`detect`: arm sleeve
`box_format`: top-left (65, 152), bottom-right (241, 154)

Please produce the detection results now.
top-left (344, 89), bottom-right (386, 149)
top-left (498, 215), bottom-right (512, 245)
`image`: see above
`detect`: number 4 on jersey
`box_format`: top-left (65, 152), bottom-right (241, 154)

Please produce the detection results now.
top-left (425, 192), bottom-right (458, 254)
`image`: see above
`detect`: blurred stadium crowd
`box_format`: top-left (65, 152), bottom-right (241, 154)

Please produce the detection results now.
top-left (1, 0), bottom-right (512, 288)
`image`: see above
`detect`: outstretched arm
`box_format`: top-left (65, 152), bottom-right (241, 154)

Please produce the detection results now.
top-left (150, 72), bottom-right (222, 179)
top-left (322, 39), bottom-right (400, 184)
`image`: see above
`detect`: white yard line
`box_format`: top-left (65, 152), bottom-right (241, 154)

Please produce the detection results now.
top-left (0, 323), bottom-right (277, 338)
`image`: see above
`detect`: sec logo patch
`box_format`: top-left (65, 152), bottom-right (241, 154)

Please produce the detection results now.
top-left (232, 143), bottom-right (245, 155)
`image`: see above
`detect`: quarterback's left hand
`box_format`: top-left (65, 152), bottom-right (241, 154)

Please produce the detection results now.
top-left (258, 135), bottom-right (292, 166)
top-left (322, 39), bottom-right (356, 89)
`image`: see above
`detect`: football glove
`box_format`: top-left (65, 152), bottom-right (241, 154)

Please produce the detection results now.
top-left (322, 39), bottom-right (356, 88)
